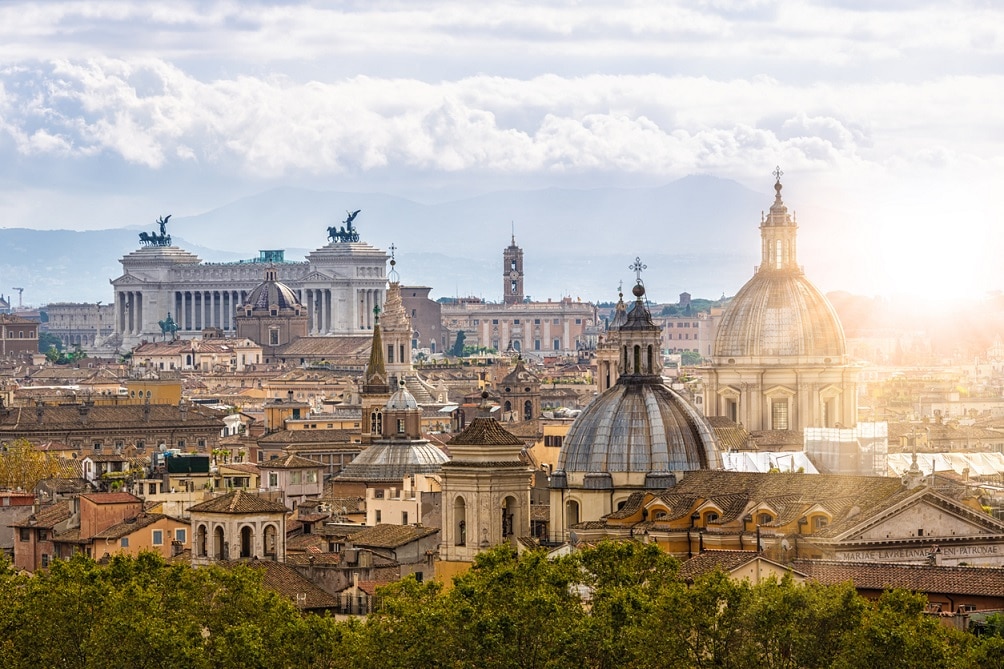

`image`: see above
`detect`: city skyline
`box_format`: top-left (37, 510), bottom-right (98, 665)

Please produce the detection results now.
top-left (0, 1), bottom-right (1000, 301)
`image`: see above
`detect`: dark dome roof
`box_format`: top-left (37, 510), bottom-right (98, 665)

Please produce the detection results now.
top-left (245, 268), bottom-right (300, 312)
top-left (558, 377), bottom-right (721, 475)
top-left (713, 272), bottom-right (845, 361)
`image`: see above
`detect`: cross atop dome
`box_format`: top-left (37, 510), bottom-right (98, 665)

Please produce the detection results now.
top-left (388, 243), bottom-right (399, 282)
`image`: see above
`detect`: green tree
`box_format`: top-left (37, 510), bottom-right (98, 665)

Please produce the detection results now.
top-left (833, 589), bottom-right (962, 669)
top-left (450, 330), bottom-right (467, 357)
top-left (447, 546), bottom-right (584, 669)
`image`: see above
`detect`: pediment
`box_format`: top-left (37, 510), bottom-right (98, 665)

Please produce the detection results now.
top-left (302, 270), bottom-right (341, 283)
top-left (764, 385), bottom-right (796, 399)
top-left (110, 273), bottom-right (144, 286)
top-left (840, 492), bottom-right (1004, 543)
top-left (717, 386), bottom-right (740, 399)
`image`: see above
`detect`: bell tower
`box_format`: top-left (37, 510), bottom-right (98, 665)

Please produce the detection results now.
top-left (503, 234), bottom-right (524, 305)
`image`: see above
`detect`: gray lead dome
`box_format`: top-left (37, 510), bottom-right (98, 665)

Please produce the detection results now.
top-left (558, 376), bottom-right (721, 475)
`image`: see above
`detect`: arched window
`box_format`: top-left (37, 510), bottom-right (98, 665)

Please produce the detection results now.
top-left (454, 497), bottom-right (467, 546)
top-left (524, 400), bottom-right (532, 420)
top-left (370, 410), bottom-right (382, 434)
top-left (633, 345), bottom-right (641, 374)
top-left (240, 526), bottom-right (254, 558)
top-left (213, 526), bottom-right (226, 560)
top-left (263, 524), bottom-right (278, 560)
top-left (196, 524), bottom-right (208, 557)
top-left (566, 500), bottom-right (580, 527)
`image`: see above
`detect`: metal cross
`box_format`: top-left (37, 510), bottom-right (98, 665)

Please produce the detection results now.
top-left (617, 280), bottom-right (623, 295)
top-left (629, 257), bottom-right (646, 282)
top-left (373, 304), bottom-right (381, 317)
top-left (773, 165), bottom-right (784, 182)
top-left (388, 243), bottom-right (397, 260)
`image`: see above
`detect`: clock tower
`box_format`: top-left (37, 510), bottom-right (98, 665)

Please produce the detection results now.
top-left (503, 234), bottom-right (524, 305)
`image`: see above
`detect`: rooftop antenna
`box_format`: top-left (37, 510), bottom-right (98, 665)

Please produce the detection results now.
top-left (11, 288), bottom-right (23, 309)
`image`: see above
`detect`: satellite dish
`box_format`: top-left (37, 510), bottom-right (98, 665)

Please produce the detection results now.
top-left (781, 539), bottom-right (791, 551)
top-left (569, 531), bottom-right (579, 546)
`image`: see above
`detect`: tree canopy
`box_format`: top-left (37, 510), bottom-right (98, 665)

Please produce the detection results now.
top-left (0, 544), bottom-right (1001, 668)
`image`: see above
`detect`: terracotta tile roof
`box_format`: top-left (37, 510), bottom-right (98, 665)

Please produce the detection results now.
top-left (347, 523), bottom-right (438, 549)
top-left (354, 580), bottom-right (389, 596)
top-left (678, 550), bottom-right (763, 580)
top-left (668, 471), bottom-right (907, 532)
top-left (606, 491), bottom-right (647, 519)
top-left (219, 463), bottom-right (260, 474)
top-left (448, 416), bottom-right (525, 446)
top-left (0, 403), bottom-right (224, 432)
top-left (81, 492), bottom-right (142, 505)
top-left (707, 416), bottom-right (751, 450)
top-left (224, 560), bottom-right (340, 610)
top-left (258, 429), bottom-right (358, 445)
top-left (749, 429), bottom-right (803, 448)
top-left (286, 534), bottom-right (327, 552)
top-left (258, 453), bottom-right (323, 470)
top-left (793, 559), bottom-right (1004, 596)
top-left (188, 490), bottom-right (289, 515)
top-left (286, 552), bottom-right (343, 566)
top-left (275, 335), bottom-right (372, 357)
top-left (14, 500), bottom-right (72, 528)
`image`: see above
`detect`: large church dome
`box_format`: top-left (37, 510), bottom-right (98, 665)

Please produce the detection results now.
top-left (555, 276), bottom-right (721, 489)
top-left (712, 175), bottom-right (845, 364)
top-left (558, 377), bottom-right (720, 477)
top-left (713, 273), bottom-right (845, 360)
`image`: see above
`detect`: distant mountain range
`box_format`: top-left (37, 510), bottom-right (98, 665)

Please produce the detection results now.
top-left (1, 175), bottom-right (766, 306)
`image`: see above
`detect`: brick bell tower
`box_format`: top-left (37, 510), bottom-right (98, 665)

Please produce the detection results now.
top-left (503, 234), bottom-right (524, 305)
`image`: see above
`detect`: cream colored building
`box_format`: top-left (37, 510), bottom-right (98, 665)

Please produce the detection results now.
top-left (700, 173), bottom-right (857, 434)
top-left (132, 338), bottom-right (263, 372)
top-left (441, 237), bottom-right (597, 355)
top-left (189, 490), bottom-right (288, 565)
top-left (549, 276), bottom-right (721, 542)
top-left (109, 229), bottom-right (388, 350)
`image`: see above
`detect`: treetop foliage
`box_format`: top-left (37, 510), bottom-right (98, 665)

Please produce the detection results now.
top-left (0, 542), bottom-right (1000, 669)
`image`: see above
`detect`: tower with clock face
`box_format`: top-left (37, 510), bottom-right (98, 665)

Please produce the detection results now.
top-left (503, 235), bottom-right (524, 305)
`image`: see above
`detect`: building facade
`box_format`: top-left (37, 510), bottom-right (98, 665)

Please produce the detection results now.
top-left (0, 314), bottom-right (39, 358)
top-left (700, 173), bottom-right (857, 434)
top-left (42, 303), bottom-right (115, 349)
top-left (109, 228), bottom-right (388, 349)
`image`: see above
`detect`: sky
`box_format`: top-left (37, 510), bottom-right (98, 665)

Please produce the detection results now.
top-left (0, 0), bottom-right (1001, 302)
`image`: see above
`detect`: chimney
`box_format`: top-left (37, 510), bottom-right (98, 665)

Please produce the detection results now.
top-left (143, 397), bottom-right (151, 422)
top-left (35, 401), bottom-right (43, 422)
top-left (180, 401), bottom-right (188, 422)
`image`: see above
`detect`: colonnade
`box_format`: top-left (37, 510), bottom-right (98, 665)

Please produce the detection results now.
top-left (174, 290), bottom-right (248, 332)
top-left (114, 286), bottom-right (385, 338)
top-left (115, 291), bottom-right (144, 336)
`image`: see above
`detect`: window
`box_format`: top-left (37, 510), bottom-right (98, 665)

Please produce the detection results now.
top-left (771, 400), bottom-right (789, 431)
top-left (534, 339), bottom-right (541, 350)
top-left (306, 470), bottom-right (318, 483)
top-left (575, 319), bottom-right (581, 324)
top-left (19, 527), bottom-right (29, 542)
top-left (120, 537), bottom-right (129, 548)
top-left (402, 511), bottom-right (409, 524)
top-left (513, 319), bottom-right (520, 325)
top-left (553, 339), bottom-right (560, 350)
top-left (534, 319), bottom-right (540, 324)
top-left (197, 438), bottom-right (206, 448)
top-left (397, 419), bottom-right (405, 434)
top-left (492, 319), bottom-right (499, 325)
top-left (93, 441), bottom-right (102, 451)
top-left (269, 327), bottom-right (280, 346)
top-left (553, 319), bottom-right (559, 325)
top-left (177, 439), bottom-right (186, 449)
top-left (41, 554), bottom-right (50, 567)
top-left (152, 530), bottom-right (163, 546)
top-left (175, 529), bottom-right (187, 543)
top-left (268, 472), bottom-right (278, 487)
top-left (758, 513), bottom-right (773, 526)
top-left (375, 510), bottom-right (382, 523)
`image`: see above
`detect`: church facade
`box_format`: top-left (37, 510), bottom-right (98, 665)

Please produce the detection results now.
top-left (109, 224), bottom-right (388, 349)
top-left (700, 172), bottom-right (857, 434)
